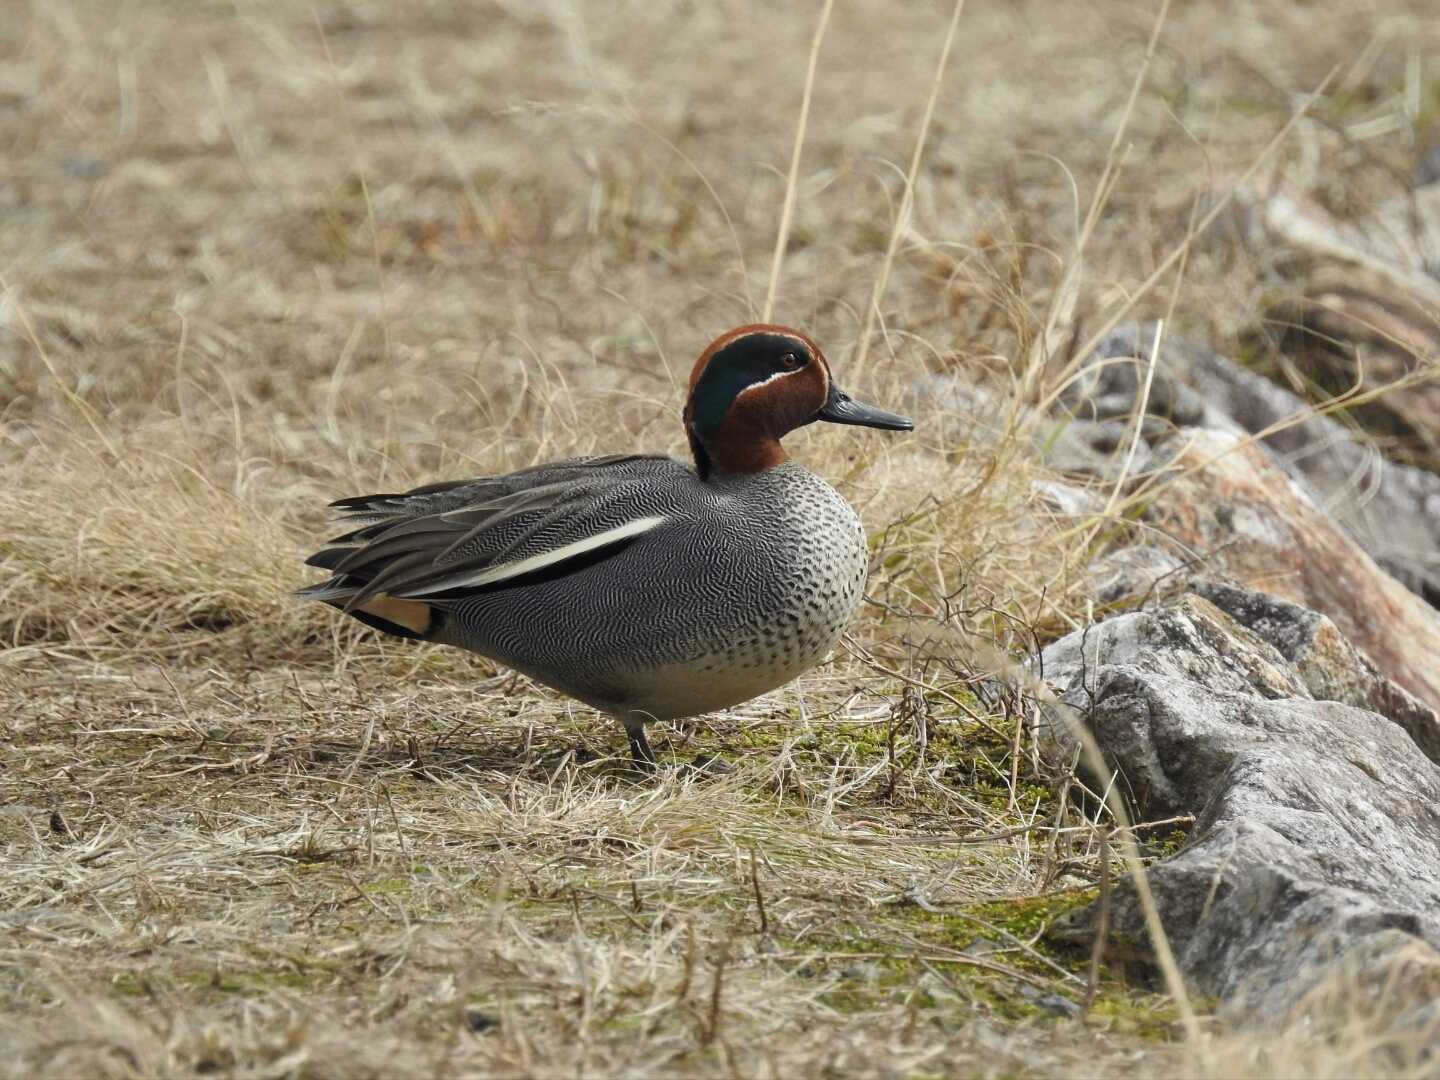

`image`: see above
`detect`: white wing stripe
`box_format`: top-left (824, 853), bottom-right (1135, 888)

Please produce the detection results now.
top-left (397, 515), bottom-right (668, 597)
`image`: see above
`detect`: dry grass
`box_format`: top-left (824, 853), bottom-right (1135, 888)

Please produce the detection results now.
top-left (4, 1), bottom-right (1440, 1076)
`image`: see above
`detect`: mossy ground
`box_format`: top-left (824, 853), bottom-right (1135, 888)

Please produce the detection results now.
top-left (5, 654), bottom-right (1187, 1077)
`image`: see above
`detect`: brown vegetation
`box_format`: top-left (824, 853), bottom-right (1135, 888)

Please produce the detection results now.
top-left (3, 1), bottom-right (1438, 1075)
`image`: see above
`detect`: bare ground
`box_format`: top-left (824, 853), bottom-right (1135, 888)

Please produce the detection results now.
top-left (3, 1), bottom-right (1439, 1076)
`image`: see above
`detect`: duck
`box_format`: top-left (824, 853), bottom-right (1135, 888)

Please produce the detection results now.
top-left (298, 324), bottom-right (913, 768)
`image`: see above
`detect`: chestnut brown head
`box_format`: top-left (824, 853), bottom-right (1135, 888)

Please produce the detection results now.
top-left (683, 324), bottom-right (912, 479)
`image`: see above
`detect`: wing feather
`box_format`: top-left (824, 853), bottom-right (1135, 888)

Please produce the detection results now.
top-left (395, 514), bottom-right (668, 597)
top-left (297, 454), bottom-right (689, 613)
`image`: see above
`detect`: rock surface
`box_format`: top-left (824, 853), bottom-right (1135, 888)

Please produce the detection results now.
top-left (1140, 428), bottom-right (1440, 713)
top-left (1084, 322), bottom-right (1440, 607)
top-left (1087, 545), bottom-right (1187, 608)
top-left (1038, 594), bottom-right (1308, 736)
top-left (1267, 267), bottom-right (1440, 480)
top-left (1192, 579), bottom-right (1440, 763)
top-left (1039, 586), bottom-right (1440, 1021)
top-left (908, 369), bottom-right (1171, 485)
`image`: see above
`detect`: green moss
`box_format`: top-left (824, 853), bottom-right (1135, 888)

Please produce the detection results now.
top-left (1216, 94), bottom-right (1284, 118)
top-left (786, 887), bottom-right (1115, 1026)
top-left (936, 721), bottom-right (1050, 814)
top-left (826, 722), bottom-right (890, 754)
top-left (1229, 332), bottom-right (1272, 372)
top-left (1144, 827), bottom-right (1191, 859)
top-left (1087, 992), bottom-right (1188, 1039)
top-left (112, 971), bottom-right (175, 997)
top-left (362, 877), bottom-right (412, 896)
top-left (185, 969), bottom-right (316, 995)
top-left (962, 890), bottom-right (1098, 945)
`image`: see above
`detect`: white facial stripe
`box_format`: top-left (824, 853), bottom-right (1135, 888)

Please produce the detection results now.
top-left (397, 514), bottom-right (669, 596)
top-left (741, 367), bottom-right (798, 394)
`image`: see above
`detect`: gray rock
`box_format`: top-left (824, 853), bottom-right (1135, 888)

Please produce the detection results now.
top-left (1040, 416), bottom-right (1163, 480)
top-left (1038, 594), bottom-right (1309, 715)
top-left (1090, 323), bottom-right (1440, 607)
top-left (1193, 579), bottom-right (1440, 764)
top-left (1057, 669), bottom-right (1440, 1021)
top-left (1031, 478), bottom-right (1103, 519)
top-left (1036, 592), bottom-right (1308, 774)
top-left (1136, 428), bottom-right (1440, 713)
top-left (1039, 587), bottom-right (1440, 1021)
top-left (907, 373), bottom-right (1160, 482)
top-left (1087, 546), bottom-right (1187, 607)
top-left (915, 322), bottom-right (1440, 610)
top-left (1059, 347), bottom-right (1207, 428)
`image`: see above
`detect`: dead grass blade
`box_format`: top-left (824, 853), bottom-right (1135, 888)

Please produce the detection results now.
top-left (762, 0), bottom-right (836, 324)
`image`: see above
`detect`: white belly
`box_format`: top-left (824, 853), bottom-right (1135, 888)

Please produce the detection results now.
top-left (613, 627), bottom-right (844, 721)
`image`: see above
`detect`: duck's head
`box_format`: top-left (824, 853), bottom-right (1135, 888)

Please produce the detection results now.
top-left (683, 324), bottom-right (913, 479)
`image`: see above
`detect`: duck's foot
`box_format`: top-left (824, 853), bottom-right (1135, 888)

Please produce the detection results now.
top-left (625, 724), bottom-right (657, 774)
top-left (619, 720), bottom-right (729, 778)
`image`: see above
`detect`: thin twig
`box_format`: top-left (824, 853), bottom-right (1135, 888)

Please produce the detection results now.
top-left (1082, 825), bottom-right (1112, 1017)
top-left (763, 0), bottom-right (835, 323)
top-left (853, 0), bottom-right (967, 378)
top-left (1034, 62), bottom-right (1343, 421)
top-left (0, 273), bottom-right (119, 458)
top-left (159, 731), bottom-right (276, 778)
top-left (675, 922), bottom-right (697, 1006)
top-left (939, 909), bottom-right (1083, 985)
top-left (840, 636), bottom-right (1010, 741)
top-left (749, 847), bottom-right (770, 936)
top-left (339, 716), bottom-right (377, 789)
top-left (702, 939), bottom-right (730, 1047)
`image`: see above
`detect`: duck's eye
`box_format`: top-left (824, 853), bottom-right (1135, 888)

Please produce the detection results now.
top-left (779, 351), bottom-right (802, 369)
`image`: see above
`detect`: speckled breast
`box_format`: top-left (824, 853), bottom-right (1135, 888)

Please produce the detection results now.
top-left (616, 465), bottom-right (870, 720)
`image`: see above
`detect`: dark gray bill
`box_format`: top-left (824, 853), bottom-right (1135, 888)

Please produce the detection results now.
top-left (815, 384), bottom-right (914, 431)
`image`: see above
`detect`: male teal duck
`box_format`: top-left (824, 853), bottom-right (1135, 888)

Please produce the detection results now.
top-left (298, 324), bottom-right (913, 768)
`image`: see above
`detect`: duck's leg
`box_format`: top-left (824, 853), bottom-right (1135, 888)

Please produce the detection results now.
top-left (621, 715), bottom-right (657, 772)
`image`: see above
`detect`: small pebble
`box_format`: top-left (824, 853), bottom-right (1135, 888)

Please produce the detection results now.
top-left (1037, 993), bottom-right (1081, 1018)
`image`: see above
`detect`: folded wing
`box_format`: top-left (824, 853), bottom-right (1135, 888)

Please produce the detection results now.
top-left (298, 455), bottom-right (690, 627)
